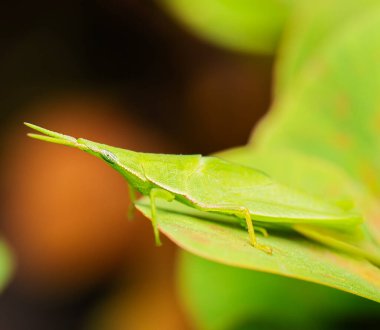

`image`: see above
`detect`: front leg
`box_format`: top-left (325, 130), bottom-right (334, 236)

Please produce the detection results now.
top-left (149, 188), bottom-right (175, 245)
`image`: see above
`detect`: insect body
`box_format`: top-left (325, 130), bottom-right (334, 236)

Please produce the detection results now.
top-left (25, 123), bottom-right (363, 255)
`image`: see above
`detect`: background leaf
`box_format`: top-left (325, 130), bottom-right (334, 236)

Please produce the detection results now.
top-left (178, 252), bottom-right (380, 330)
top-left (159, 0), bottom-right (295, 54)
top-left (275, 0), bottom-right (380, 95)
top-left (0, 238), bottom-right (13, 292)
top-left (254, 5), bottom-right (380, 198)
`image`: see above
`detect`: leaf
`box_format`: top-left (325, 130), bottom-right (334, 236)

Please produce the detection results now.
top-left (136, 195), bottom-right (380, 302)
top-left (178, 251), bottom-right (380, 330)
top-left (159, 0), bottom-right (295, 54)
top-left (0, 238), bottom-right (13, 292)
top-left (254, 5), bottom-right (380, 198)
top-left (275, 0), bottom-right (380, 95)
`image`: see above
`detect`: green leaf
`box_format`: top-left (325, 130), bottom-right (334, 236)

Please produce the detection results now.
top-left (0, 238), bottom-right (13, 291)
top-left (275, 0), bottom-right (380, 95)
top-left (254, 5), bottom-right (380, 198)
top-left (159, 0), bottom-right (295, 54)
top-left (178, 251), bottom-right (380, 330)
top-left (136, 194), bottom-right (380, 302)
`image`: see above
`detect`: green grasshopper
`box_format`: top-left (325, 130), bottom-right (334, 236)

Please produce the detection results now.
top-left (25, 123), bottom-right (368, 257)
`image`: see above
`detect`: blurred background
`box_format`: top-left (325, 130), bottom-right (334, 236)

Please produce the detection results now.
top-left (1, 1), bottom-right (380, 330)
top-left (0, 1), bottom-right (271, 329)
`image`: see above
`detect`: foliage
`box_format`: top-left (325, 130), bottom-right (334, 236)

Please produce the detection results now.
top-left (178, 252), bottom-right (380, 330)
top-left (159, 0), bottom-right (295, 54)
top-left (0, 239), bottom-right (13, 292)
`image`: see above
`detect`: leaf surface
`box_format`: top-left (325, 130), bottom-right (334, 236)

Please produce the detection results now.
top-left (178, 252), bottom-right (380, 330)
top-left (275, 0), bottom-right (380, 95)
top-left (136, 194), bottom-right (380, 302)
top-left (254, 5), bottom-right (380, 198)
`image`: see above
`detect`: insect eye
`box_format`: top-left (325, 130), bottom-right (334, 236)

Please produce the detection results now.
top-left (101, 150), bottom-right (118, 164)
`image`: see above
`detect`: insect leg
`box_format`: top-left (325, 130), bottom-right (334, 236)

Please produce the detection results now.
top-left (127, 184), bottom-right (137, 220)
top-left (238, 208), bottom-right (272, 254)
top-left (149, 188), bottom-right (175, 246)
top-left (197, 204), bottom-right (272, 254)
top-left (256, 226), bottom-right (269, 238)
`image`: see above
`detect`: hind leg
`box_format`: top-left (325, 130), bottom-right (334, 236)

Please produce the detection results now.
top-left (196, 203), bottom-right (272, 254)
